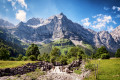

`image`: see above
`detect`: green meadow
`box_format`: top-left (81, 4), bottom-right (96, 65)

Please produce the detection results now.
top-left (85, 58), bottom-right (120, 80)
top-left (0, 61), bottom-right (38, 69)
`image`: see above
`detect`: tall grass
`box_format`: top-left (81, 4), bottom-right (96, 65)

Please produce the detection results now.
top-left (0, 61), bottom-right (38, 69)
top-left (85, 58), bottom-right (120, 80)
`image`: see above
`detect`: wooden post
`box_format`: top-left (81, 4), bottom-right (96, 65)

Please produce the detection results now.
top-left (97, 64), bottom-right (98, 79)
top-left (94, 64), bottom-right (96, 80)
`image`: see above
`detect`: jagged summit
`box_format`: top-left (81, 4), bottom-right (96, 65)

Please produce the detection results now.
top-left (0, 18), bottom-right (15, 29)
top-left (10, 13), bottom-right (120, 52)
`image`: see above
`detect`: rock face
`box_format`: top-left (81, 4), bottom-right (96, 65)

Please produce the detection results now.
top-left (11, 13), bottom-right (95, 44)
top-left (93, 31), bottom-right (119, 52)
top-left (0, 19), bottom-right (15, 29)
top-left (111, 25), bottom-right (120, 45)
top-left (9, 13), bottom-right (120, 52)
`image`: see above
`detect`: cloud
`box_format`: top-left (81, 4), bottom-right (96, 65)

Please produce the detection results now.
top-left (8, 0), bottom-right (16, 10)
top-left (107, 26), bottom-right (114, 32)
top-left (17, 0), bottom-right (27, 9)
top-left (104, 7), bottom-right (109, 10)
top-left (115, 14), bottom-right (120, 18)
top-left (7, 0), bottom-right (27, 10)
top-left (112, 6), bottom-right (120, 11)
top-left (16, 10), bottom-right (26, 22)
top-left (81, 14), bottom-right (116, 31)
top-left (81, 18), bottom-right (91, 27)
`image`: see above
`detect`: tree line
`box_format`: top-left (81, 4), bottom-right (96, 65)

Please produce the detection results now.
top-left (0, 43), bottom-right (120, 62)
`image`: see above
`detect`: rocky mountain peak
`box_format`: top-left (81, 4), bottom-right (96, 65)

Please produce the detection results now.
top-left (0, 18), bottom-right (15, 29)
top-left (111, 25), bottom-right (120, 44)
top-left (10, 13), bottom-right (120, 52)
top-left (26, 17), bottom-right (43, 26)
top-left (56, 13), bottom-right (67, 20)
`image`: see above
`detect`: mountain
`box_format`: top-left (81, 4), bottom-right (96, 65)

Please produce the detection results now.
top-left (0, 26), bottom-right (25, 56)
top-left (10, 13), bottom-right (120, 53)
top-left (11, 13), bottom-right (95, 43)
top-left (0, 19), bottom-right (15, 29)
top-left (93, 31), bottom-right (119, 52)
top-left (39, 38), bottom-right (96, 55)
top-left (111, 25), bottom-right (120, 45)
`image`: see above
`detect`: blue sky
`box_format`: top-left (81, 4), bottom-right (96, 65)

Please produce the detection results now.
top-left (0, 0), bottom-right (120, 32)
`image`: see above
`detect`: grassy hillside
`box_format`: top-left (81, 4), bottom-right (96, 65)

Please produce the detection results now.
top-left (0, 61), bottom-right (38, 69)
top-left (85, 58), bottom-right (120, 80)
top-left (39, 39), bottom-right (96, 55)
top-left (39, 39), bottom-right (74, 55)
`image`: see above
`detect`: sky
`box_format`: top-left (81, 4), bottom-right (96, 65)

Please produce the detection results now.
top-left (0, 0), bottom-right (120, 32)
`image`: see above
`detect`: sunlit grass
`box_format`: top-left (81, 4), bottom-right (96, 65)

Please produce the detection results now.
top-left (85, 58), bottom-right (120, 80)
top-left (0, 61), bottom-right (38, 69)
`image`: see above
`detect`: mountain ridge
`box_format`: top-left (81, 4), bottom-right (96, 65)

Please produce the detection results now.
top-left (1, 13), bottom-right (120, 52)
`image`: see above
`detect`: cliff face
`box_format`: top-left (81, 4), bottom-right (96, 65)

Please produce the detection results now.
top-left (9, 13), bottom-right (120, 52)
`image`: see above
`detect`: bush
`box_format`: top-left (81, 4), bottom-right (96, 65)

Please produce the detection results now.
top-left (9, 57), bottom-right (16, 61)
top-left (101, 53), bottom-right (110, 59)
top-left (85, 62), bottom-right (95, 71)
top-left (74, 68), bottom-right (82, 74)
top-left (37, 54), bottom-right (43, 61)
top-left (115, 48), bottom-right (120, 58)
top-left (95, 46), bottom-right (109, 58)
top-left (17, 54), bottom-right (23, 61)
top-left (22, 56), bottom-right (28, 61)
top-left (67, 57), bottom-right (77, 64)
top-left (29, 55), bottom-right (36, 61)
top-left (60, 55), bottom-right (68, 65)
top-left (0, 47), bottom-right (10, 60)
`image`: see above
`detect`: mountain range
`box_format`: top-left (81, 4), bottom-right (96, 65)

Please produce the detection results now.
top-left (1, 13), bottom-right (120, 53)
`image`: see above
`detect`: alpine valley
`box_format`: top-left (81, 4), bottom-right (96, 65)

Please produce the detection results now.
top-left (1, 13), bottom-right (120, 56)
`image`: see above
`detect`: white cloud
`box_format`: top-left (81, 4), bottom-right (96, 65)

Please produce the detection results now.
top-left (81, 14), bottom-right (116, 31)
top-left (7, 0), bottom-right (27, 10)
top-left (112, 6), bottom-right (120, 11)
top-left (116, 14), bottom-right (120, 18)
top-left (107, 26), bottom-right (114, 32)
top-left (81, 18), bottom-right (91, 27)
top-left (112, 21), bottom-right (117, 24)
top-left (7, 0), bottom-right (16, 10)
top-left (104, 7), bottom-right (109, 10)
top-left (17, 0), bottom-right (27, 9)
top-left (16, 10), bottom-right (26, 22)
top-left (92, 14), bottom-right (113, 29)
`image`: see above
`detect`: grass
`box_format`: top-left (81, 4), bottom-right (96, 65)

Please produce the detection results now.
top-left (25, 68), bottom-right (45, 79)
top-left (74, 68), bottom-right (82, 74)
top-left (0, 61), bottom-right (38, 69)
top-left (85, 58), bottom-right (120, 80)
top-left (6, 68), bottom-right (45, 80)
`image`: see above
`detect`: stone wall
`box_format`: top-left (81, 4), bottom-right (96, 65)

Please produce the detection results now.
top-left (0, 61), bottom-right (53, 77)
top-left (67, 60), bottom-right (82, 70)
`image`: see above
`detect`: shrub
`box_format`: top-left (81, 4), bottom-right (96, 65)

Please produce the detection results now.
top-left (60, 55), bottom-right (68, 65)
top-left (95, 46), bottom-right (110, 59)
top-left (22, 56), bottom-right (28, 61)
top-left (29, 55), bottom-right (36, 61)
top-left (115, 48), bottom-right (120, 58)
top-left (17, 54), bottom-right (23, 61)
top-left (67, 57), bottom-right (77, 64)
top-left (9, 57), bottom-right (16, 61)
top-left (101, 53), bottom-right (110, 59)
top-left (0, 47), bottom-right (10, 60)
top-left (85, 62), bottom-right (95, 71)
top-left (74, 68), bottom-right (82, 74)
